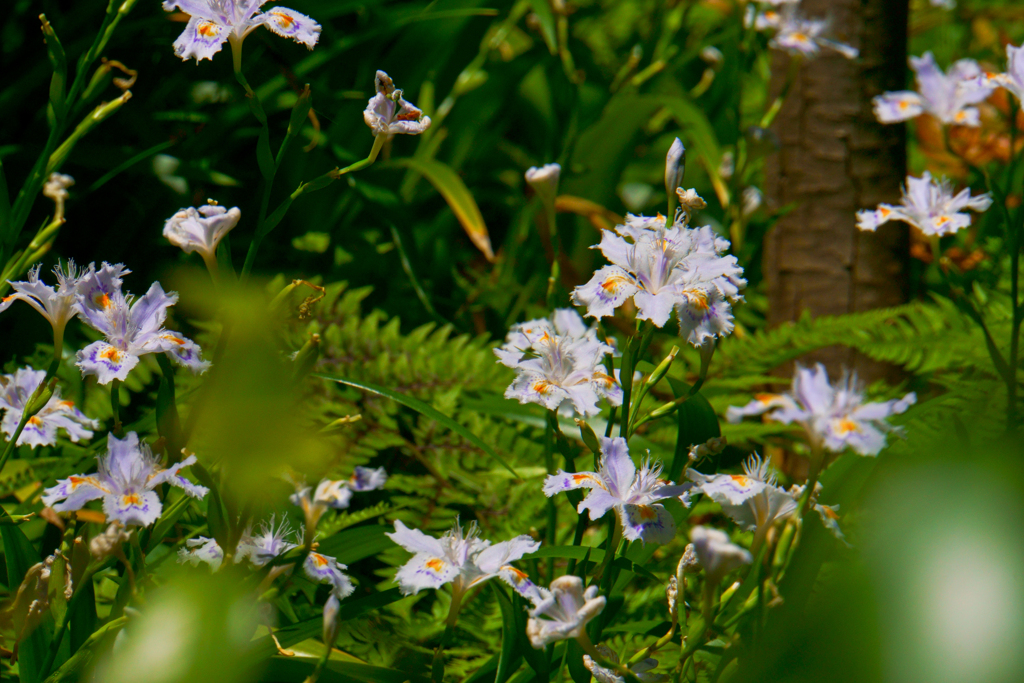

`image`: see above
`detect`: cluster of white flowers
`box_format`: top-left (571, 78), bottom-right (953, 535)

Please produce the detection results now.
top-left (747, 2), bottom-right (858, 60)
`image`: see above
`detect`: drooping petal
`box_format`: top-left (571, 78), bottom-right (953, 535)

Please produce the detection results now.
top-left (76, 341), bottom-right (139, 384)
top-left (542, 470), bottom-right (606, 496)
top-left (675, 287), bottom-right (734, 346)
top-left (571, 265), bottom-right (639, 320)
top-left (619, 503), bottom-right (675, 545)
top-left (633, 289), bottom-right (683, 328)
top-left (349, 466), bottom-right (387, 491)
top-left (504, 372), bottom-right (571, 412)
top-left (104, 490), bottom-right (162, 527)
top-left (393, 552), bottom-right (458, 595)
top-left (156, 332), bottom-right (211, 374)
top-left (686, 469), bottom-right (767, 505)
top-left (42, 475), bottom-right (108, 511)
top-left (173, 16), bottom-right (231, 62)
top-left (256, 7), bottom-right (321, 48)
top-left (577, 488), bottom-right (622, 521)
top-left (498, 565), bottom-right (547, 605)
top-left (856, 204), bottom-right (902, 232)
top-left (872, 91), bottom-right (926, 123)
top-left (147, 454), bottom-right (209, 498)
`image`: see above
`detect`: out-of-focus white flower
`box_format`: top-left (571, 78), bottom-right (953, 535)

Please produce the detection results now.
top-left (43, 432), bottom-right (208, 527)
top-left (751, 6), bottom-right (858, 60)
top-left (741, 187), bottom-right (763, 216)
top-left (322, 592), bottom-right (341, 646)
top-left (526, 575), bottom-right (606, 648)
top-left (930, 0), bottom-right (955, 9)
top-left (984, 43), bottom-right (1024, 103)
top-left (688, 454), bottom-right (798, 547)
top-left (571, 211), bottom-right (746, 347)
top-left (496, 308), bottom-right (621, 417)
top-left (689, 526), bottom-right (751, 585)
top-left (237, 516), bottom-right (298, 567)
top-left (874, 53), bottom-right (993, 126)
top-left (163, 202), bottom-right (241, 268)
top-left (363, 71), bottom-right (431, 136)
top-left (0, 261), bottom-right (85, 347)
top-left (544, 436), bottom-right (690, 545)
top-left (162, 0), bottom-right (320, 62)
top-left (857, 172), bottom-right (991, 236)
top-left (177, 536), bottom-right (225, 570)
top-left (290, 468), bottom-right (388, 541)
top-left (526, 163), bottom-right (561, 205)
top-left (700, 46), bottom-right (724, 68)
top-left (584, 645), bottom-right (667, 683)
top-left (74, 263), bottom-right (210, 384)
top-left (789, 482), bottom-right (850, 546)
top-left (0, 367), bottom-right (97, 448)
top-left (386, 519), bottom-right (542, 602)
top-left (726, 363), bottom-right (917, 456)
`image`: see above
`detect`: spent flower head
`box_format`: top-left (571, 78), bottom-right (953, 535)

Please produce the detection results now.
top-left (726, 363), bottom-right (916, 456)
top-left (544, 436), bottom-right (690, 544)
top-left (0, 367), bottom-right (97, 448)
top-left (856, 172), bottom-right (991, 236)
top-left (363, 71), bottom-right (431, 137)
top-left (386, 518), bottom-right (542, 602)
top-left (177, 536), bottom-right (225, 570)
top-left (873, 53), bottom-right (993, 126)
top-left (496, 308), bottom-right (621, 417)
top-left (42, 432), bottom-right (208, 527)
top-left (162, 0), bottom-right (321, 62)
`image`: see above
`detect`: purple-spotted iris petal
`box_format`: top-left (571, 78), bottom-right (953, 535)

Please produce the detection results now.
top-left (76, 341), bottom-right (139, 384)
top-left (105, 489), bottom-right (162, 527)
top-left (157, 332), bottom-right (212, 374)
top-left (619, 503), bottom-right (675, 544)
top-left (363, 71), bottom-right (432, 136)
top-left (173, 16), bottom-right (231, 62)
top-left (257, 7), bottom-right (321, 48)
top-left (349, 466), bottom-right (387, 491)
top-left (675, 287), bottom-right (734, 346)
top-left (393, 552), bottom-right (458, 594)
top-left (303, 552), bottom-right (355, 598)
top-left (178, 536), bottom-right (225, 571)
top-left (572, 265), bottom-right (639, 320)
top-left (0, 367), bottom-right (98, 448)
top-left (42, 431), bottom-right (207, 527)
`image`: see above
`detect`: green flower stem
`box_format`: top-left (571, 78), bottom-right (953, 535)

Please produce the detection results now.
top-left (430, 587), bottom-right (464, 683)
top-left (544, 410), bottom-right (558, 580)
top-left (110, 378), bottom-right (123, 436)
top-left (41, 562), bottom-right (101, 678)
top-left (798, 439), bottom-right (825, 518)
top-left (593, 517), bottom-right (622, 588)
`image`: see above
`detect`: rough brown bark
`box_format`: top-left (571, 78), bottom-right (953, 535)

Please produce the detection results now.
top-left (764, 0), bottom-right (910, 383)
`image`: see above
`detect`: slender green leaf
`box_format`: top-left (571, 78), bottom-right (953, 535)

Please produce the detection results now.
top-left (667, 378), bottom-right (721, 482)
top-left (492, 583), bottom-right (523, 683)
top-left (388, 157), bottom-right (494, 261)
top-left (314, 373), bottom-right (519, 478)
top-left (316, 524), bottom-right (392, 564)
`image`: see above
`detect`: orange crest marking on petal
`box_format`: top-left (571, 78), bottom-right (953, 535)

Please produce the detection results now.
top-left (635, 505), bottom-right (658, 521)
top-left (684, 289), bottom-right (710, 310)
top-left (162, 334), bottom-right (186, 345)
top-left (730, 475), bottom-right (752, 487)
top-left (93, 292), bottom-right (111, 308)
top-left (879, 206), bottom-right (892, 217)
top-left (572, 473), bottom-right (599, 484)
top-left (28, 416), bottom-right (42, 426)
top-left (504, 566), bottom-right (528, 581)
top-left (754, 393), bottom-right (780, 404)
top-left (100, 347), bottom-right (122, 362)
top-left (532, 381), bottom-right (552, 395)
top-left (271, 11), bottom-right (295, 27)
top-left (197, 21), bottom-right (221, 37)
top-left (310, 553), bottom-right (329, 567)
top-left (425, 558), bottom-right (446, 572)
top-left (122, 493), bottom-right (141, 506)
top-left (2, 295), bottom-right (14, 303)
top-left (601, 275), bottom-right (629, 293)
top-left (835, 418), bottom-right (860, 435)
top-left (822, 506), bottom-right (840, 520)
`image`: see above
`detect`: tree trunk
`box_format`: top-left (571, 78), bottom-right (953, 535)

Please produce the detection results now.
top-left (763, 0), bottom-right (910, 383)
